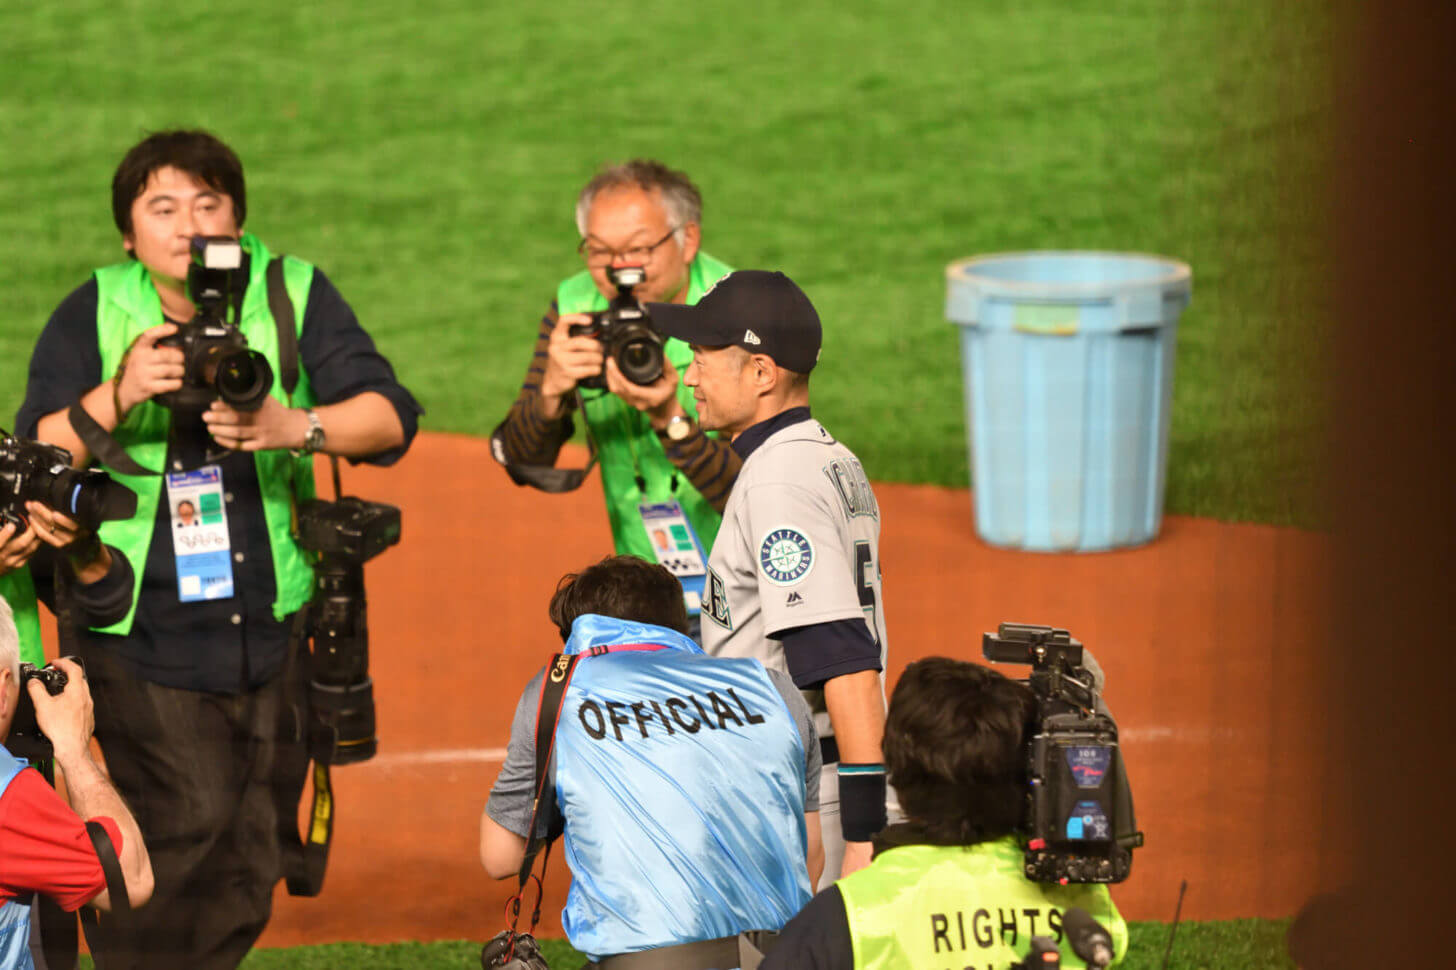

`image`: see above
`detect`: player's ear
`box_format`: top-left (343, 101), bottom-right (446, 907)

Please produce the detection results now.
top-left (749, 354), bottom-right (778, 395)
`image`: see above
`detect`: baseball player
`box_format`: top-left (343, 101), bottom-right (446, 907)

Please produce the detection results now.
top-left (649, 270), bottom-right (891, 887)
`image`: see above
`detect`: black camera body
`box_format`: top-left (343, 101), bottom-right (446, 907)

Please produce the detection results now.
top-left (8, 659), bottom-right (81, 765)
top-left (983, 622), bottom-right (1143, 884)
top-left (0, 431), bottom-right (138, 530)
top-left (568, 265), bottom-right (665, 388)
top-left (155, 237), bottom-right (274, 412)
top-left (295, 497), bottom-right (402, 765)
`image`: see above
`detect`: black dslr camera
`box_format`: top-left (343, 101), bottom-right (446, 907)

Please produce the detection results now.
top-left (295, 496), bottom-right (401, 764)
top-left (8, 659), bottom-right (80, 765)
top-left (155, 236), bottom-right (274, 412)
top-left (567, 266), bottom-right (665, 388)
top-left (0, 430), bottom-right (137, 530)
top-left (983, 622), bottom-right (1143, 884)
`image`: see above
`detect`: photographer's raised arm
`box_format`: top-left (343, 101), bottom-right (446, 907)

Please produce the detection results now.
top-left (30, 658), bottom-right (154, 911)
top-left (34, 322), bottom-right (183, 469)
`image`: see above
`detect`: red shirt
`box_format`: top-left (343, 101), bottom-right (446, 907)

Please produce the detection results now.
top-left (0, 767), bottom-right (118, 912)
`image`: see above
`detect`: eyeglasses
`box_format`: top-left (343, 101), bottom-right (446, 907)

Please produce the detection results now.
top-left (577, 227), bottom-right (680, 268)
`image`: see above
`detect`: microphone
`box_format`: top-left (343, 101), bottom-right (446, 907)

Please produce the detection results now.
top-left (1063, 907), bottom-right (1114, 969)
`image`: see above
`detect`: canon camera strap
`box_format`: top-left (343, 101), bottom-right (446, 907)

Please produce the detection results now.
top-left (483, 652), bottom-right (580, 966)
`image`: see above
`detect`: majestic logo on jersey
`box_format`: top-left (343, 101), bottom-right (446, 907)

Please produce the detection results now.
top-left (824, 457), bottom-right (879, 519)
top-left (704, 565), bottom-right (732, 630)
top-left (786, 591), bottom-right (804, 607)
top-left (759, 527), bottom-right (814, 586)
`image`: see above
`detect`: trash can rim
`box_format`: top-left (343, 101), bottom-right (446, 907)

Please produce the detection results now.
top-left (946, 249), bottom-right (1192, 296)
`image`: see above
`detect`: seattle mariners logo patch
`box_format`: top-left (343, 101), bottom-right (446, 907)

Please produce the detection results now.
top-left (759, 527), bottom-right (814, 586)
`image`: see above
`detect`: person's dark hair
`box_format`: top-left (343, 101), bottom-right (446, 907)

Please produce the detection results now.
top-left (548, 555), bottom-right (689, 640)
top-left (112, 130), bottom-right (247, 236)
top-left (884, 657), bottom-right (1036, 845)
top-left (177, 500), bottom-right (195, 514)
top-left (575, 159), bottom-right (703, 237)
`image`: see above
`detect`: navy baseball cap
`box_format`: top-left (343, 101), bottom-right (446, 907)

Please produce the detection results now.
top-left (648, 270), bottom-right (822, 373)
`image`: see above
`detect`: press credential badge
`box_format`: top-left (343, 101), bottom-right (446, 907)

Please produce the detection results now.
top-left (165, 466), bottom-right (235, 602)
top-left (638, 500), bottom-right (708, 614)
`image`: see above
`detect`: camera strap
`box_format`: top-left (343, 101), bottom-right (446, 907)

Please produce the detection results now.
top-left (276, 605), bottom-right (336, 898)
top-left (67, 402), bottom-right (159, 477)
top-left (487, 651), bottom-right (580, 967)
top-left (266, 257), bottom-right (300, 399)
top-left (77, 819), bottom-right (132, 970)
top-left (489, 392), bottom-right (598, 494)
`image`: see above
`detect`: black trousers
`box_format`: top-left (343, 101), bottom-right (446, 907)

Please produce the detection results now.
top-left (78, 641), bottom-right (307, 970)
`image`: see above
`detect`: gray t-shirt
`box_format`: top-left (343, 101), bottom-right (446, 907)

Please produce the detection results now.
top-left (487, 663), bottom-right (821, 838)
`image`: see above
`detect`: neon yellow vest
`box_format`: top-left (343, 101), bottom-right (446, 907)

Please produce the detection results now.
top-left (91, 232), bottom-right (318, 635)
top-left (556, 252), bottom-right (733, 561)
top-left (0, 570), bottom-right (45, 667)
top-left (838, 838), bottom-right (1129, 969)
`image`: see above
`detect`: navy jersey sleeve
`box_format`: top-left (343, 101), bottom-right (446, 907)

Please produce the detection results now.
top-left (16, 280), bottom-right (103, 436)
top-left (759, 885), bottom-right (854, 970)
top-left (296, 268), bottom-right (423, 466)
top-left (777, 619), bottom-right (883, 690)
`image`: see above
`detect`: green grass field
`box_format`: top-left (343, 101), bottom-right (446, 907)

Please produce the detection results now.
top-left (0, 0), bottom-right (1330, 525)
top-left (73, 918), bottom-right (1296, 968)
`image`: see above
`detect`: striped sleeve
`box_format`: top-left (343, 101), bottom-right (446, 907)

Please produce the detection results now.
top-left (494, 302), bottom-right (577, 466)
top-left (659, 424), bottom-right (743, 513)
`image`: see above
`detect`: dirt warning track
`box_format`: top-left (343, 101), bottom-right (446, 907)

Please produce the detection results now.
top-left (86, 430), bottom-right (1327, 947)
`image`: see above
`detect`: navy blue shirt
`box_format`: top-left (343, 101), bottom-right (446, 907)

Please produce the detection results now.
top-left (16, 266), bottom-right (422, 693)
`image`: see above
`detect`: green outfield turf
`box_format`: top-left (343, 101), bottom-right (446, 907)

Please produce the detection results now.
top-left (0, 0), bottom-right (1329, 525)
top-left (77, 918), bottom-right (1298, 968)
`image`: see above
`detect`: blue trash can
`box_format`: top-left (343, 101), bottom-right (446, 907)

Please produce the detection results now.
top-left (945, 251), bottom-right (1192, 552)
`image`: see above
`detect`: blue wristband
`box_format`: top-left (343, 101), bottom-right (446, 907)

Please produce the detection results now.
top-left (839, 763), bottom-right (888, 842)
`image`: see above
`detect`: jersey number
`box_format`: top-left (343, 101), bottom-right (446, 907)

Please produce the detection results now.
top-left (855, 541), bottom-right (880, 645)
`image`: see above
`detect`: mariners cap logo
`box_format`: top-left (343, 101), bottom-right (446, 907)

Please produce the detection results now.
top-left (759, 527), bottom-right (814, 586)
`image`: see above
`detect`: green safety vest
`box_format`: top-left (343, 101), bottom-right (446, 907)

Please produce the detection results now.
top-left (0, 570), bottom-right (45, 667)
top-left (838, 838), bottom-right (1129, 969)
top-left (556, 252), bottom-right (734, 561)
top-left (91, 232), bottom-right (318, 636)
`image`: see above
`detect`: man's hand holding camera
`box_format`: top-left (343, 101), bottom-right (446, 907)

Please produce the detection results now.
top-left (202, 396), bottom-right (309, 452)
top-left (25, 657), bottom-right (95, 765)
top-left (1, 502), bottom-right (112, 583)
top-left (537, 313), bottom-right (604, 420)
top-left (112, 322), bottom-right (185, 421)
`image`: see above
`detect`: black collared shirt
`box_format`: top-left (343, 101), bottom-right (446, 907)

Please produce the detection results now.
top-left (16, 268), bottom-right (422, 693)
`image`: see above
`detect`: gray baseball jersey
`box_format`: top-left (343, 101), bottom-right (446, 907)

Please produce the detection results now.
top-left (701, 418), bottom-right (887, 740)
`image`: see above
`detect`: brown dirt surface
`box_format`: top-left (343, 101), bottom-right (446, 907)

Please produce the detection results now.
top-left (51, 431), bottom-right (1337, 946)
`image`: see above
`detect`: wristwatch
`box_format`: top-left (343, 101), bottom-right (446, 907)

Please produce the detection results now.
top-left (299, 409), bottom-right (326, 455)
top-left (662, 414), bottom-right (693, 442)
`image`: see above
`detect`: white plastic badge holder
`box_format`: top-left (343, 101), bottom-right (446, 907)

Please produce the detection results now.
top-left (638, 500), bottom-right (708, 615)
top-left (164, 465), bottom-right (235, 602)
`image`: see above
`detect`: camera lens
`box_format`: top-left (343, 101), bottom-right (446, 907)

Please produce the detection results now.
top-left (215, 350), bottom-right (274, 412)
top-left (39, 466), bottom-right (137, 529)
top-left (616, 336), bottom-right (665, 386)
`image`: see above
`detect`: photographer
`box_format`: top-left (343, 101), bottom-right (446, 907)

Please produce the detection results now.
top-left (762, 658), bottom-right (1127, 970)
top-left (15, 129), bottom-right (421, 969)
top-left (0, 599), bottom-right (154, 967)
top-left (479, 555), bottom-right (822, 968)
top-left (491, 161), bottom-right (740, 628)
